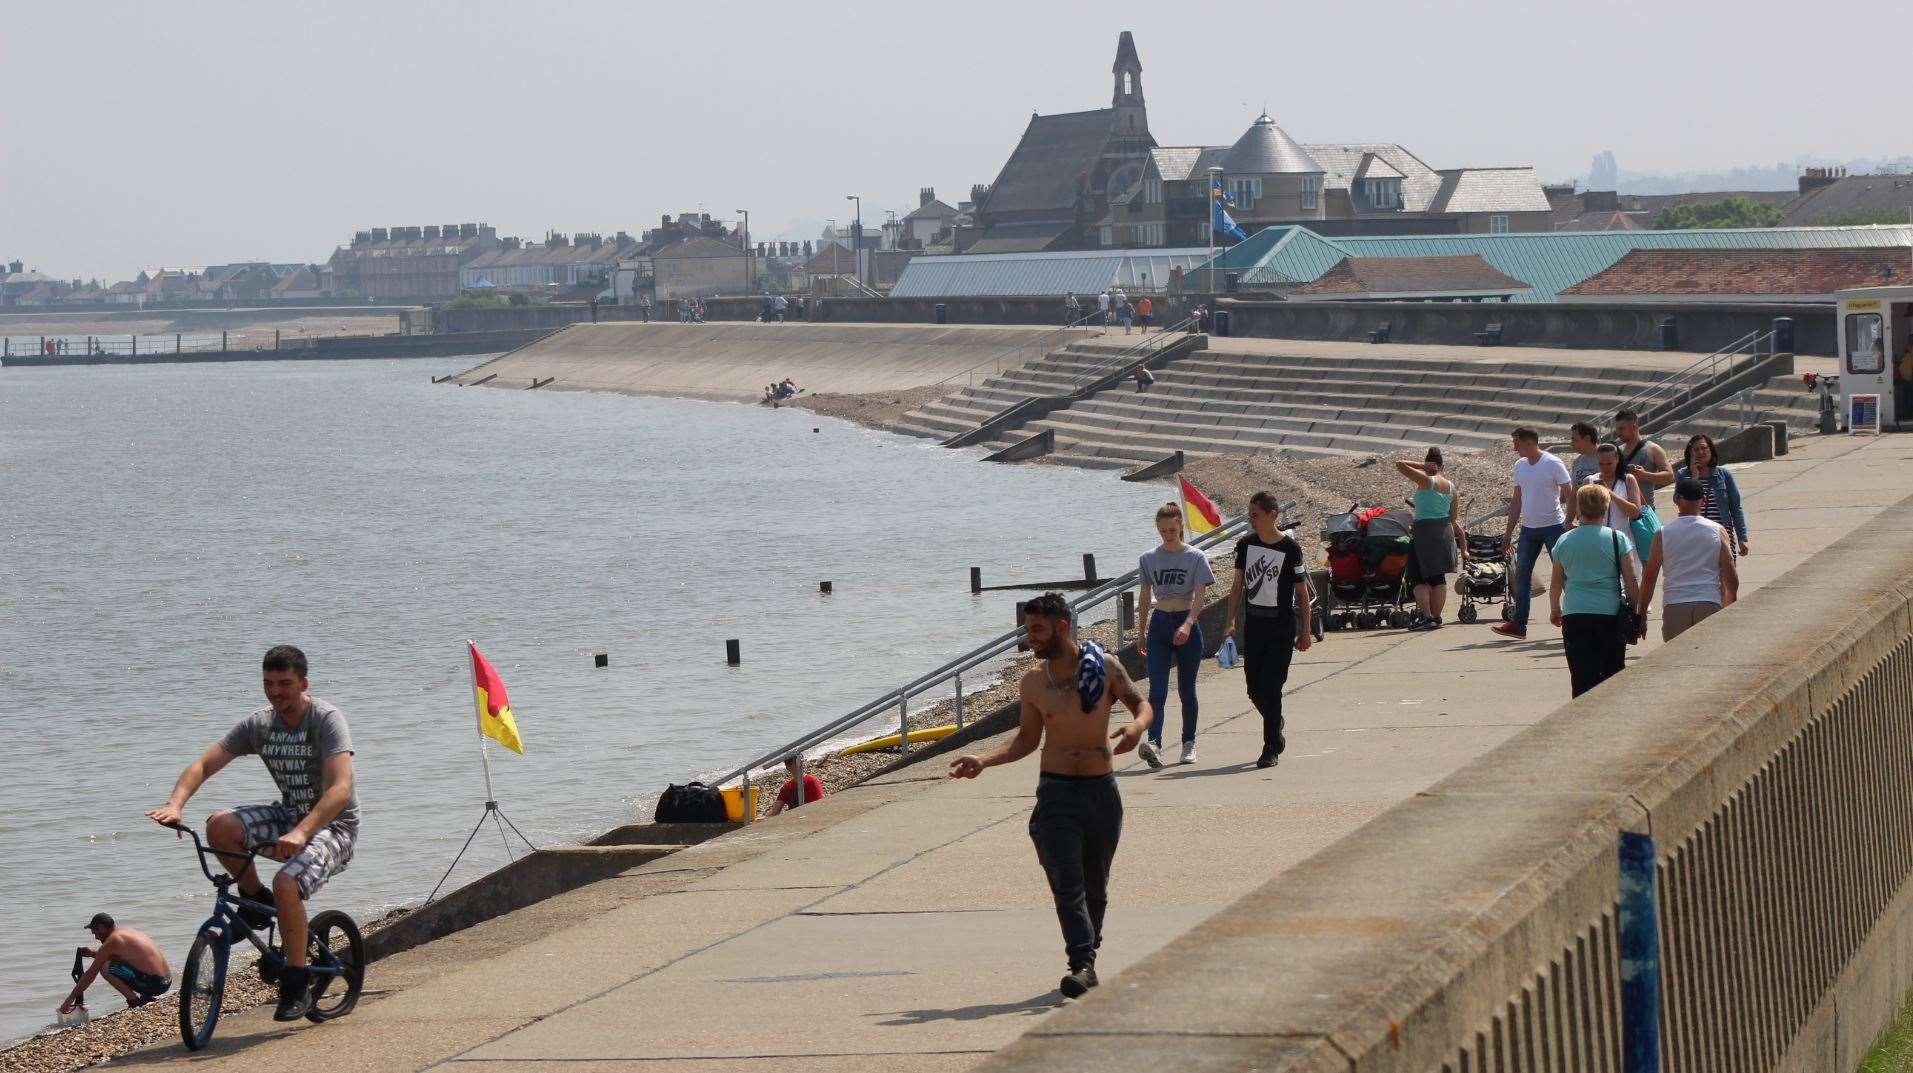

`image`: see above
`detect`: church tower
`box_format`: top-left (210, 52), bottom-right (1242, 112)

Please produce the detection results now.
top-left (1111, 31), bottom-right (1147, 137)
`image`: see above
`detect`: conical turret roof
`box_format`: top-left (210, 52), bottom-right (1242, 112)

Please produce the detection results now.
top-left (1223, 114), bottom-right (1320, 175)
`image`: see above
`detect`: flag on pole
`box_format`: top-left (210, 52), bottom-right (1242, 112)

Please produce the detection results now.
top-left (1211, 175), bottom-right (1248, 242)
top-left (1178, 476), bottom-right (1222, 536)
top-left (469, 642), bottom-right (525, 754)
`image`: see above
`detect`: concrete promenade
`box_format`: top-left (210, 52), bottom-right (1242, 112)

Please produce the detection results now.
top-left (104, 433), bottom-right (1913, 1072)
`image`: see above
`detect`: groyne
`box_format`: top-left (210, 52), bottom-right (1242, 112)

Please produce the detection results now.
top-left (1, 329), bottom-right (549, 367)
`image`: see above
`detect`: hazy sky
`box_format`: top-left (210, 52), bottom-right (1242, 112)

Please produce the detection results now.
top-left (1, 0), bottom-right (1892, 281)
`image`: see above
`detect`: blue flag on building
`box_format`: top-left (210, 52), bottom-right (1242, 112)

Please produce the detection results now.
top-left (1211, 176), bottom-right (1248, 242)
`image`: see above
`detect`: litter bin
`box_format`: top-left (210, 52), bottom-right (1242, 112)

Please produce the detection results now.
top-left (1659, 317), bottom-right (1679, 351)
top-left (1213, 309), bottom-right (1232, 337)
top-left (1771, 316), bottom-right (1793, 354)
top-left (934, 303), bottom-right (947, 324)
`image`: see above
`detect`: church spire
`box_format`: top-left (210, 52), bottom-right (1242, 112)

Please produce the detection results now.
top-left (1111, 31), bottom-right (1146, 135)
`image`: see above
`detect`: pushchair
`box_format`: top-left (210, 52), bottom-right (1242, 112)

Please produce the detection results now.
top-left (1454, 508), bottom-right (1510, 624)
top-left (1320, 505), bottom-right (1415, 630)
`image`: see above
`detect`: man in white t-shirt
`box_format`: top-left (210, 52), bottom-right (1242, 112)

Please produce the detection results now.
top-left (1494, 427), bottom-right (1574, 639)
top-left (1636, 477), bottom-right (1738, 641)
top-left (1097, 290), bottom-right (1111, 326)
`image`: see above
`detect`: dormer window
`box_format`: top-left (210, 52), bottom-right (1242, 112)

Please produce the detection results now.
top-left (1363, 178), bottom-right (1402, 210)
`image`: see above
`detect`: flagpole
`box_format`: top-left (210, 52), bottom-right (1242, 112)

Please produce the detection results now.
top-left (467, 640), bottom-right (497, 807)
top-left (1207, 168), bottom-right (1220, 295)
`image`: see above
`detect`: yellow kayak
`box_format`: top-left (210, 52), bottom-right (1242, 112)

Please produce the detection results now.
top-left (839, 723), bottom-right (959, 755)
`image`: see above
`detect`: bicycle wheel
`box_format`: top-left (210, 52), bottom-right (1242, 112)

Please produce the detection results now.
top-left (305, 910), bottom-right (364, 1021)
top-left (179, 931), bottom-right (227, 1051)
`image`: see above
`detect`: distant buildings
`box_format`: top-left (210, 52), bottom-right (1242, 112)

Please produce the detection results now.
top-left (1782, 168), bottom-right (1913, 227)
top-left (961, 32), bottom-right (1553, 254)
top-left (327, 224), bottom-right (501, 301)
top-left (461, 232), bottom-right (640, 297)
top-left (650, 236), bottom-right (752, 301)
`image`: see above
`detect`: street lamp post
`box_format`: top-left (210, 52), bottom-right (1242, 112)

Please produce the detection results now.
top-left (845, 194), bottom-right (863, 289)
top-left (736, 208), bottom-right (751, 293)
top-left (1207, 166), bottom-right (1224, 294)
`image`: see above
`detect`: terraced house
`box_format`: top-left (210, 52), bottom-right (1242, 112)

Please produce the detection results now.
top-left (964, 32), bottom-right (1553, 254)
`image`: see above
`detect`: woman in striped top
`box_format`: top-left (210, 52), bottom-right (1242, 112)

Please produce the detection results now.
top-left (1676, 435), bottom-right (1750, 558)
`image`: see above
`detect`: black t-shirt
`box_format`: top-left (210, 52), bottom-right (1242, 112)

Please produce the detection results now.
top-left (1234, 533), bottom-right (1306, 618)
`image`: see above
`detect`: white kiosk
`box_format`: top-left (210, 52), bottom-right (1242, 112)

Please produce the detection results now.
top-left (1835, 286), bottom-right (1913, 432)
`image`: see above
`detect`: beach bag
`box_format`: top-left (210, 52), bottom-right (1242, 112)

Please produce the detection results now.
top-left (654, 781), bottom-right (728, 823)
top-left (1628, 505), bottom-right (1663, 562)
top-left (1215, 636), bottom-right (1240, 670)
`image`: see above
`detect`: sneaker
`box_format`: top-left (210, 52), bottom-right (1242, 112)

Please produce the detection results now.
top-left (1255, 749), bottom-right (1275, 769)
top-left (1425, 616), bottom-right (1444, 630)
top-left (235, 892), bottom-right (275, 932)
top-left (1491, 622), bottom-right (1527, 639)
top-left (1059, 965), bottom-right (1099, 998)
top-left (1138, 740), bottom-right (1163, 769)
top-left (273, 967), bottom-right (313, 1022)
top-left (1180, 742), bottom-right (1197, 765)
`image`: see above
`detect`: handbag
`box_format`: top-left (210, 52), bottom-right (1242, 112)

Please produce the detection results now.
top-left (1612, 531), bottom-right (1643, 646)
top-left (1628, 504), bottom-right (1663, 562)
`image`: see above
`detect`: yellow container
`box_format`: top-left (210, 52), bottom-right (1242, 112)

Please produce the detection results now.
top-left (719, 784), bottom-right (761, 823)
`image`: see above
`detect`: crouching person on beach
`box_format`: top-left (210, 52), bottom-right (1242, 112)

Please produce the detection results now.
top-left (61, 913), bottom-right (171, 1014)
top-left (948, 593), bottom-right (1153, 1001)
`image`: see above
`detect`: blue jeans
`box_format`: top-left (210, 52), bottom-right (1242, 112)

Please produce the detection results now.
top-left (1510, 523), bottom-right (1566, 627)
top-left (1145, 610), bottom-right (1202, 745)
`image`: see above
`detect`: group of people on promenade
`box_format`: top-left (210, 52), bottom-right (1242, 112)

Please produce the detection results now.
top-left (950, 407), bottom-right (1755, 996)
top-left (1496, 410), bottom-right (1749, 695)
top-left (758, 293), bottom-right (809, 322)
top-left (1063, 290), bottom-right (1156, 334)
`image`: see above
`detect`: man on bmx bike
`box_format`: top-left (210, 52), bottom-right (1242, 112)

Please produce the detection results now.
top-left (147, 645), bottom-right (359, 1021)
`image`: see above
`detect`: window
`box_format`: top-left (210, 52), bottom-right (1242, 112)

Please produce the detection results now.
top-left (1847, 312), bottom-right (1885, 374)
top-left (1490, 214), bottom-right (1510, 234)
top-left (1301, 177), bottom-right (1317, 210)
top-left (1143, 179), bottom-right (1164, 204)
top-left (1099, 226), bottom-right (1114, 247)
top-left (1229, 177), bottom-right (1261, 210)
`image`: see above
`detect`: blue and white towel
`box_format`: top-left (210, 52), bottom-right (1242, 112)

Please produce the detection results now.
top-left (1076, 639), bottom-right (1108, 713)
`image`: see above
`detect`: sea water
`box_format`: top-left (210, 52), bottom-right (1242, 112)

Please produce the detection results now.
top-left (0, 358), bottom-right (1171, 1042)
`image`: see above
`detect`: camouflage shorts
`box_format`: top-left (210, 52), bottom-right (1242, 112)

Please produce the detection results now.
top-left (228, 803), bottom-right (356, 898)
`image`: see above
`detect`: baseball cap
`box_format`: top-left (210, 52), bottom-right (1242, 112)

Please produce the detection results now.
top-left (1674, 477), bottom-right (1706, 502)
top-left (86, 913), bottom-right (114, 931)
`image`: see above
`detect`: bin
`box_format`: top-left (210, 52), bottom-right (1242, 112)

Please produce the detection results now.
top-left (1659, 317), bottom-right (1678, 351)
top-left (1771, 316), bottom-right (1793, 354)
top-left (934, 303), bottom-right (947, 324)
top-left (719, 785), bottom-right (761, 822)
top-left (1213, 309), bottom-right (1232, 337)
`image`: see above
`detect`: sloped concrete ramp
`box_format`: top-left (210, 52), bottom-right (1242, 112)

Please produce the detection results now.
top-left (448, 322), bottom-right (1067, 400)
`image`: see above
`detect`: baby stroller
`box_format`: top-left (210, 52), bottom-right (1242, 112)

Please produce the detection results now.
top-left (1454, 508), bottom-right (1510, 624)
top-left (1320, 505), bottom-right (1415, 630)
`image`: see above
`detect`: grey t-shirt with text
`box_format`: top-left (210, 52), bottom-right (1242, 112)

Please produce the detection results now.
top-left (1138, 546), bottom-right (1217, 601)
top-left (219, 698), bottom-right (359, 830)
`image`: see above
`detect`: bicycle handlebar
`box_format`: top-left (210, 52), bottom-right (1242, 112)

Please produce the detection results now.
top-left (157, 819), bottom-right (282, 883)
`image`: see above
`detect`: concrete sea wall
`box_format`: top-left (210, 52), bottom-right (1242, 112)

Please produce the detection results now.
top-left (431, 297), bottom-right (1833, 355)
top-left (983, 491), bottom-right (1913, 1073)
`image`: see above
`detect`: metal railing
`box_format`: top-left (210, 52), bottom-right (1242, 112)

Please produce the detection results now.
top-left (936, 312), bottom-right (1109, 388)
top-left (1591, 329), bottom-right (1777, 434)
top-left (712, 507), bottom-right (1260, 797)
top-left (4, 326), bottom-right (384, 359)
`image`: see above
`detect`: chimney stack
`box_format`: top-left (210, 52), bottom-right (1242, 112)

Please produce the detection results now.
top-left (1799, 166), bottom-right (1845, 195)
top-left (920, 187), bottom-right (935, 207)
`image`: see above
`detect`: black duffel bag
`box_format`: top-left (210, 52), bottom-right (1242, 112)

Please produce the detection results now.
top-left (654, 781), bottom-right (729, 823)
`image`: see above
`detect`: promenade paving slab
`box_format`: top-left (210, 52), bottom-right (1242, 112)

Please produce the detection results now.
top-left (98, 432), bottom-right (1913, 1072)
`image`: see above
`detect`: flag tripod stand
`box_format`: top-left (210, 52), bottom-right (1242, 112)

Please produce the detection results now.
top-left (426, 747), bottom-right (536, 904)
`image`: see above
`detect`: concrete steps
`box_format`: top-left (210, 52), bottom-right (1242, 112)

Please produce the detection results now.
top-left (902, 345), bottom-right (1815, 470)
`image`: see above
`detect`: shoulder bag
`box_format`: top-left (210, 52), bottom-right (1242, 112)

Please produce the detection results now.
top-left (1612, 531), bottom-right (1643, 646)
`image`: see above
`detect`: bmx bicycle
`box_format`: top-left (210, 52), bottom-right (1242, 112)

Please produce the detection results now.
top-left (161, 821), bottom-right (363, 1050)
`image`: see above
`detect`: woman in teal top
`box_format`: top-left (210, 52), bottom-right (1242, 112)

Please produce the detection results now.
top-left (1395, 447), bottom-right (1461, 630)
top-left (1548, 483), bottom-right (1642, 698)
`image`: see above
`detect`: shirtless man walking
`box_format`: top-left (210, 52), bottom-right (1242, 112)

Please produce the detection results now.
top-left (949, 593), bottom-right (1153, 999)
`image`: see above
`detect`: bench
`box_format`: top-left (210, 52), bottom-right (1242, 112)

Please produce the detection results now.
top-left (1366, 321), bottom-right (1391, 344)
top-left (1475, 322), bottom-right (1504, 346)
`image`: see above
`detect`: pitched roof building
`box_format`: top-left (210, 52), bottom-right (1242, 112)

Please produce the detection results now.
top-left (966, 34), bottom-right (1556, 254)
top-left (1559, 247), bottom-right (1912, 303)
top-left (1287, 254), bottom-right (1530, 301)
top-left (1781, 169), bottom-right (1913, 227)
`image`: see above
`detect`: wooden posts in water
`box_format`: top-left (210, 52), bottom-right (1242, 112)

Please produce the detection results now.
top-left (1082, 554), bottom-right (1098, 585)
top-left (970, 567), bottom-right (983, 594)
top-left (725, 639), bottom-right (741, 665)
top-left (273, 329), bottom-right (281, 351)
top-left (819, 581), bottom-right (832, 595)
top-left (221, 330), bottom-right (228, 352)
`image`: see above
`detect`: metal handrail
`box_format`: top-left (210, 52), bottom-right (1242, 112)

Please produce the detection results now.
top-left (936, 311), bottom-right (1109, 388)
top-left (713, 506), bottom-right (1263, 791)
top-left (1589, 329), bottom-right (1774, 432)
top-left (960, 312), bottom-right (1199, 414)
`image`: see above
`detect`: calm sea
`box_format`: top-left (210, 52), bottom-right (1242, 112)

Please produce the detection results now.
top-left (0, 358), bottom-right (1168, 1043)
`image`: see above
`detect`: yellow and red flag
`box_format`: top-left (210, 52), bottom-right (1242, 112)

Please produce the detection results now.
top-left (469, 642), bottom-right (525, 754)
top-left (1179, 476), bottom-right (1222, 536)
